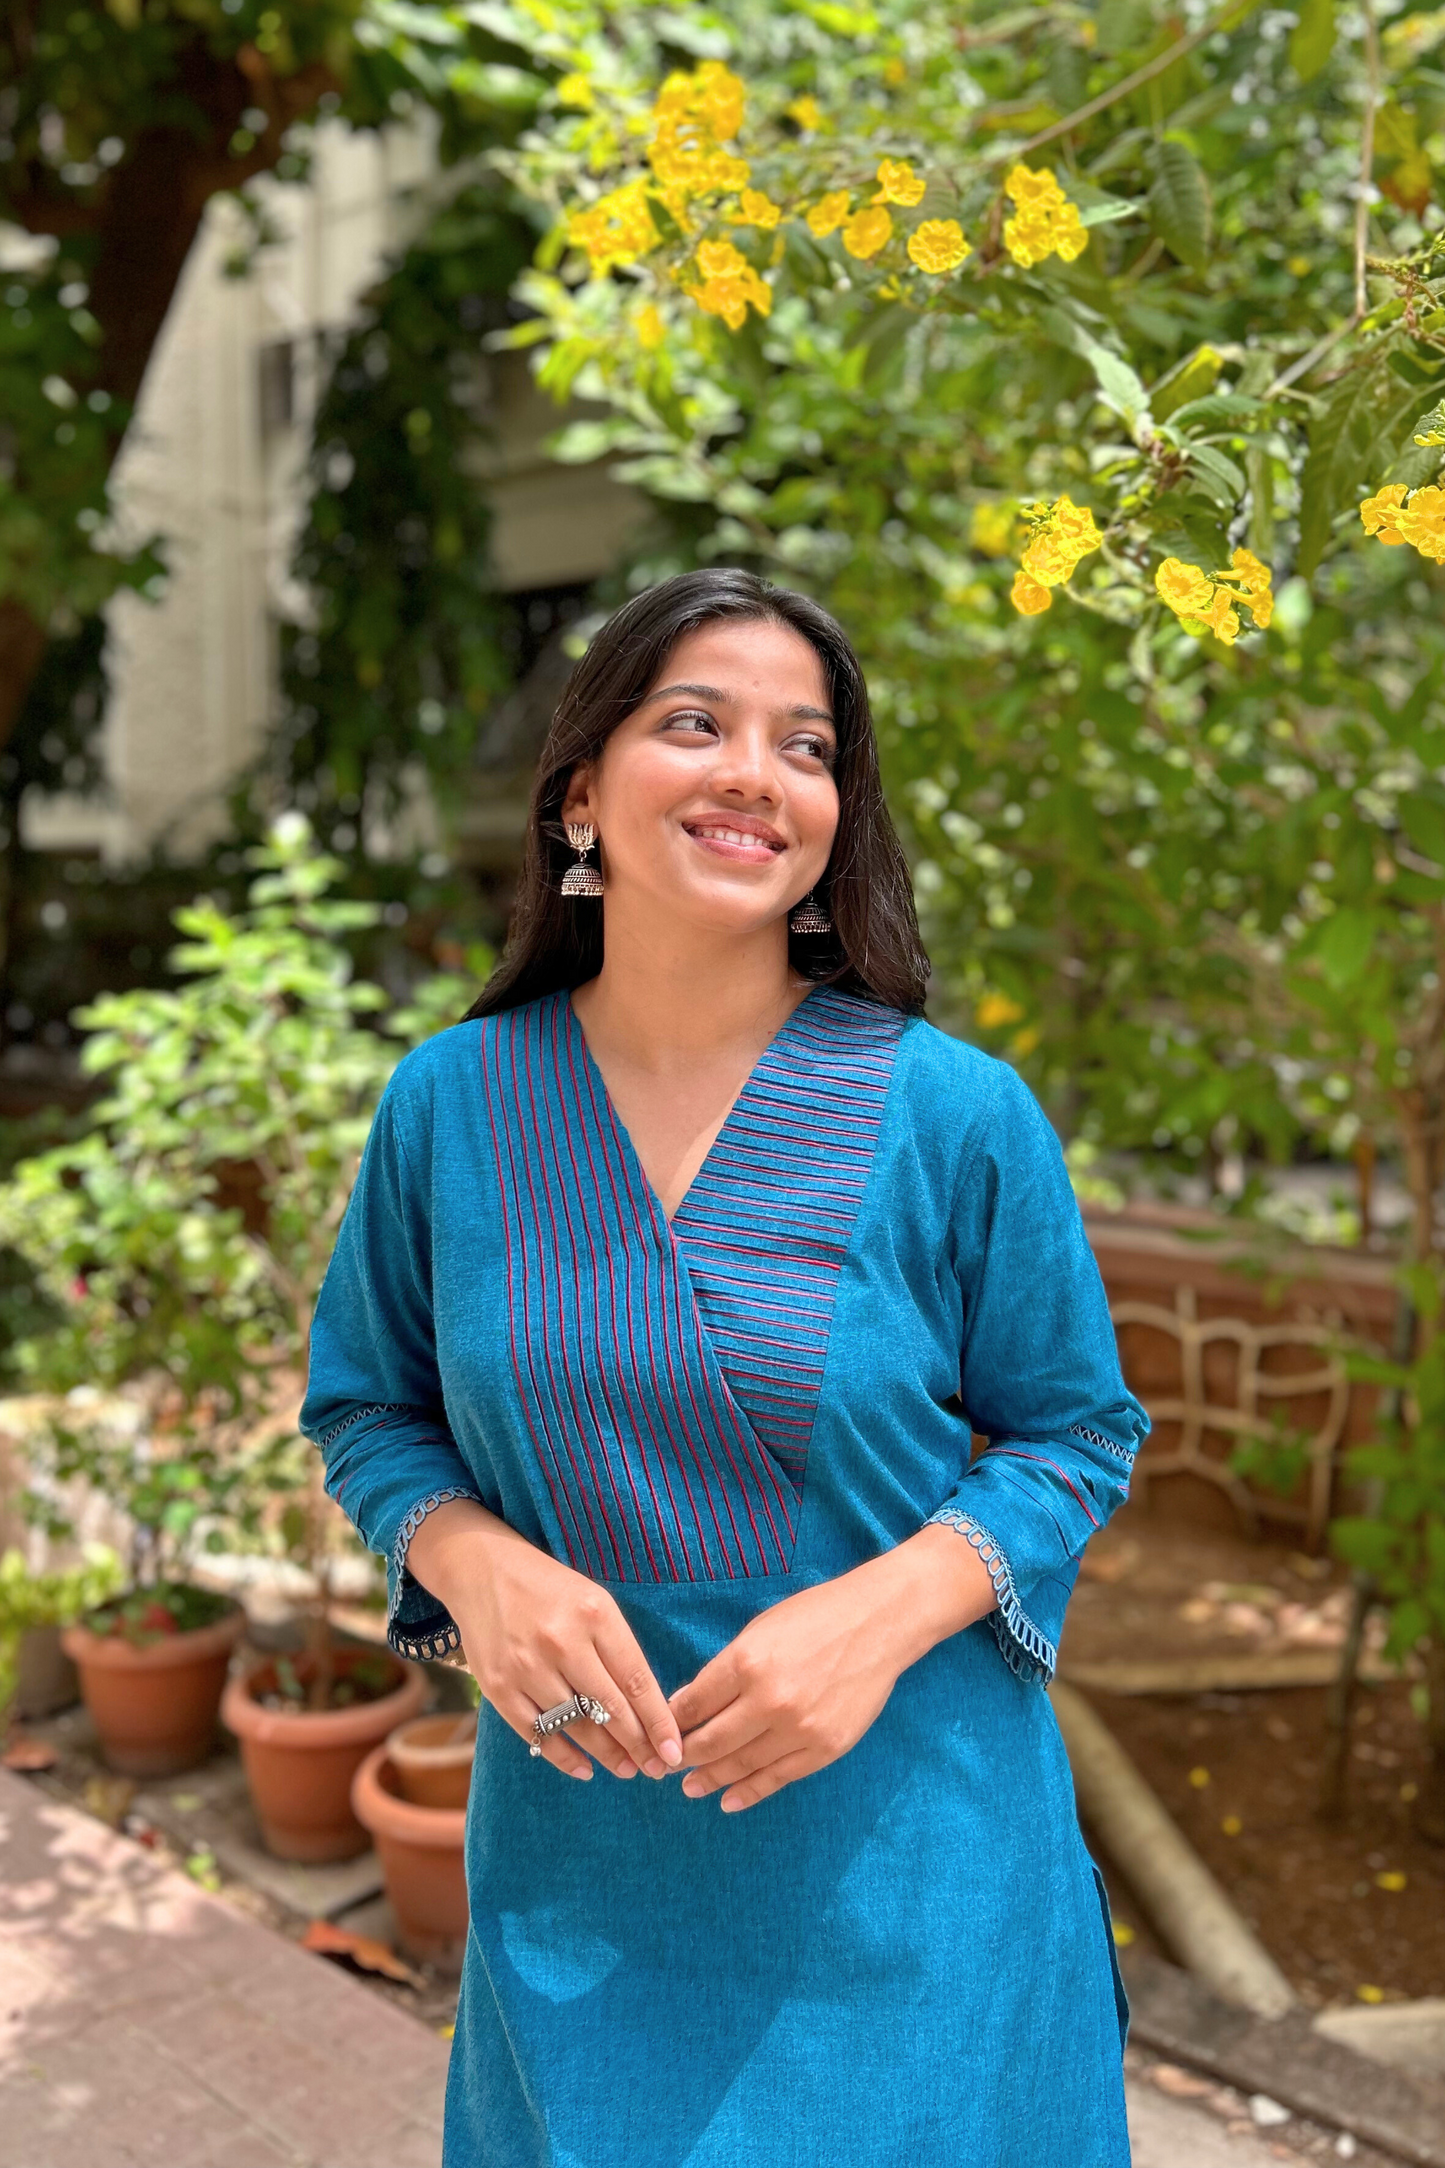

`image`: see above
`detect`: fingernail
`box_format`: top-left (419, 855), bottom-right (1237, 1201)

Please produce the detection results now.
top-left (659, 1738), bottom-right (682, 1767)
top-left (720, 1796), bottom-right (742, 1813)
top-left (682, 1774), bottom-right (704, 1798)
top-left (616, 1759), bottom-right (638, 1778)
top-left (571, 1765), bottom-right (593, 1780)
top-left (644, 1756), bottom-right (666, 1779)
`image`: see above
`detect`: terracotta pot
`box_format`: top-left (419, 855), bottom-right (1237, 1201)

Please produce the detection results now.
top-left (62, 1606), bottom-right (245, 1778)
top-left (386, 1711), bottom-right (476, 1810)
top-left (352, 1743), bottom-right (469, 1971)
top-left (16, 1623), bottom-right (79, 1720)
top-left (222, 1648), bottom-right (427, 1863)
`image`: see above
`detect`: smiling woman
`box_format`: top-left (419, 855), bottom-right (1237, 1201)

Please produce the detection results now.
top-left (301, 569), bottom-right (1148, 2168)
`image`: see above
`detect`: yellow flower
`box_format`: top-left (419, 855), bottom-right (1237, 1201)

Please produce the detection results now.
top-left (970, 501), bottom-right (1015, 557)
top-left (976, 993), bottom-right (1025, 1028)
top-left (1360, 483), bottom-right (1409, 543)
top-left (1397, 482), bottom-right (1445, 561)
top-left (567, 182), bottom-right (660, 275)
top-left (555, 72), bottom-right (594, 110)
top-left (1356, 1985), bottom-right (1386, 2005)
top-left (883, 56), bottom-right (907, 85)
top-left (1375, 1871), bottom-right (1408, 1892)
top-left (787, 94), bottom-right (822, 131)
top-left (805, 190), bottom-right (851, 238)
top-left (1011, 1025), bottom-right (1040, 1057)
top-left (908, 218), bottom-right (971, 274)
top-left (1013, 496), bottom-right (1103, 604)
top-left (842, 205), bottom-right (893, 259)
top-left (648, 61), bottom-right (750, 216)
top-left (874, 158), bottom-right (926, 207)
top-left (686, 238), bottom-right (771, 330)
top-left (1010, 570), bottom-right (1053, 615)
top-left (1155, 551), bottom-right (1272, 643)
top-left (1003, 164), bottom-right (1089, 267)
top-left (733, 188), bottom-right (783, 229)
top-left (635, 303), bottom-right (666, 351)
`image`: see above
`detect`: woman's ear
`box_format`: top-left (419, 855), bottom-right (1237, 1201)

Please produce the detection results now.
top-left (560, 765), bottom-right (595, 827)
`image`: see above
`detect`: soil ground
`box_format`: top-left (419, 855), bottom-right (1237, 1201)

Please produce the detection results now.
top-left (1064, 1504), bottom-right (1444, 2010)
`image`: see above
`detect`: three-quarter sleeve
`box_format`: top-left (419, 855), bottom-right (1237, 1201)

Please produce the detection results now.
top-left (300, 1077), bottom-right (481, 1661)
top-left (927, 1065), bottom-right (1148, 1686)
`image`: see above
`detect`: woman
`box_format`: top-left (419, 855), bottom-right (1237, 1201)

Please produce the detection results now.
top-left (302, 568), bottom-right (1146, 2168)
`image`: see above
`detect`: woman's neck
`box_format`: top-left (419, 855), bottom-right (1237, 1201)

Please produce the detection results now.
top-left (571, 907), bottom-right (807, 1074)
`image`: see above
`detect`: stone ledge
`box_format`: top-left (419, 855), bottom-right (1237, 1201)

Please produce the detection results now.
top-left (1123, 1951), bottom-right (1445, 2168)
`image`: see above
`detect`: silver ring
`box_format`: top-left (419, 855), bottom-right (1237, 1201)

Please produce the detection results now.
top-left (529, 1691), bottom-right (611, 1757)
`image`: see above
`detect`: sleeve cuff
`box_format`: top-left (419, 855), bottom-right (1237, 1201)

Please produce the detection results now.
top-left (926, 1504), bottom-right (1059, 1687)
top-left (387, 1486), bottom-right (482, 1662)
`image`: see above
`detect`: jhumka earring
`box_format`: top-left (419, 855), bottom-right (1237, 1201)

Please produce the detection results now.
top-left (789, 890), bottom-right (832, 935)
top-left (561, 822), bottom-right (603, 897)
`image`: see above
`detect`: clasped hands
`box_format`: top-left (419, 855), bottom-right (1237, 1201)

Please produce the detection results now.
top-left (407, 1501), bottom-right (998, 1815)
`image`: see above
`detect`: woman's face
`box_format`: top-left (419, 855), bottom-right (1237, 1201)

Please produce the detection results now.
top-left (561, 618), bottom-right (840, 939)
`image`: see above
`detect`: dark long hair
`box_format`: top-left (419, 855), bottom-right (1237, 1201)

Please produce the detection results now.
top-left (467, 569), bottom-right (929, 1019)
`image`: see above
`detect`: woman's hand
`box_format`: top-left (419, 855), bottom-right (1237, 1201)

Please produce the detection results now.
top-left (406, 1499), bottom-right (683, 1783)
top-left (669, 1524), bottom-right (999, 1813)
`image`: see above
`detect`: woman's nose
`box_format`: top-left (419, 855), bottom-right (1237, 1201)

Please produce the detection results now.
top-left (711, 726), bottom-right (778, 801)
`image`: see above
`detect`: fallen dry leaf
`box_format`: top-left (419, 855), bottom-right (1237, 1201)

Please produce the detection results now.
top-left (301, 1917), bottom-right (425, 1990)
top-left (1150, 2064), bottom-right (1211, 2100)
top-left (83, 1775), bottom-right (135, 1827)
top-left (2, 1734), bottom-right (59, 1772)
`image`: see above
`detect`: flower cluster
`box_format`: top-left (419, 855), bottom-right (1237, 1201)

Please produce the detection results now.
top-left (1009, 497), bottom-right (1102, 614)
top-left (842, 205), bottom-right (892, 259)
top-left (568, 182), bottom-right (661, 276)
top-left (908, 218), bottom-right (970, 274)
top-left (805, 191), bottom-right (851, 238)
top-left (1360, 483), bottom-right (1445, 562)
top-left (732, 188), bottom-right (782, 230)
top-left (648, 61), bottom-right (750, 224)
top-left (873, 158), bottom-right (926, 207)
top-left (1003, 165), bottom-right (1088, 268)
top-left (685, 238), bottom-right (772, 330)
top-left (1154, 550), bottom-right (1274, 643)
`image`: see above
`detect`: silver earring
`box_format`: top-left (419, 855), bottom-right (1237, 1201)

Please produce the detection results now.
top-left (561, 822), bottom-right (603, 897)
top-left (789, 891), bottom-right (831, 935)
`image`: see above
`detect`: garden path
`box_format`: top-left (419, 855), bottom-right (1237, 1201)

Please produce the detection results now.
top-left (0, 1766), bottom-right (1335, 2168)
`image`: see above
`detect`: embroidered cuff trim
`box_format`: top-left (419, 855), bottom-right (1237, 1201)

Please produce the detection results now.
top-left (387, 1486), bottom-right (482, 1664)
top-left (315, 1402), bottom-right (410, 1451)
top-left (926, 1505), bottom-right (1059, 1687)
top-left (1069, 1421), bottom-right (1137, 1468)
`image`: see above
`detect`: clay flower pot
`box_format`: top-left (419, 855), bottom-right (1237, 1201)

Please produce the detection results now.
top-left (353, 1742), bottom-right (470, 1970)
top-left (62, 1606), bottom-right (245, 1778)
top-left (222, 1647), bottom-right (427, 1863)
top-left (386, 1711), bottom-right (477, 1811)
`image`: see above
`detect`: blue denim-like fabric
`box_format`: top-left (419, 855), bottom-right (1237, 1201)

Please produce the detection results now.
top-left (301, 1001), bottom-right (1146, 2167)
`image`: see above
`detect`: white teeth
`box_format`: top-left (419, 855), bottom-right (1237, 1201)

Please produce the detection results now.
top-left (690, 826), bottom-right (778, 849)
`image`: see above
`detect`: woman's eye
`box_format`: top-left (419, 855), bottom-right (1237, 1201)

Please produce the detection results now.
top-left (664, 709), bottom-right (718, 736)
top-left (789, 733), bottom-right (835, 764)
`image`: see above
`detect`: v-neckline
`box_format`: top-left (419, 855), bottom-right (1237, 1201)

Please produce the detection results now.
top-left (564, 985), bottom-right (822, 1231)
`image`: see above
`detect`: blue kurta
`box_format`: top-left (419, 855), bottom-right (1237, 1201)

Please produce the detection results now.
top-left (302, 988), bottom-right (1147, 2168)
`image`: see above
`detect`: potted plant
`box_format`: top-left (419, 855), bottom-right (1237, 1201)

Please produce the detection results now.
top-left (0, 818), bottom-right (468, 1830)
top-left (0, 1544), bottom-right (122, 1738)
top-left (352, 1710), bottom-right (475, 1970)
top-left (17, 1408), bottom-right (251, 1775)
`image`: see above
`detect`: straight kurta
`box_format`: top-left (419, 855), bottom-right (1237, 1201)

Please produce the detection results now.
top-left (301, 987), bottom-right (1147, 2168)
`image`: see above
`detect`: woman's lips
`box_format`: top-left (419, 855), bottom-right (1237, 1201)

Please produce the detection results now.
top-left (683, 822), bottom-right (785, 863)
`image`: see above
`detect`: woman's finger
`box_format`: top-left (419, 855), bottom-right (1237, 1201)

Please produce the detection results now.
top-left (681, 1730), bottom-right (778, 1799)
top-left (667, 1646), bottom-right (740, 1737)
top-left (594, 1616), bottom-right (684, 1770)
top-left (676, 1702), bottom-right (769, 1770)
top-left (720, 1747), bottom-right (819, 1814)
top-left (497, 1687), bottom-right (593, 1780)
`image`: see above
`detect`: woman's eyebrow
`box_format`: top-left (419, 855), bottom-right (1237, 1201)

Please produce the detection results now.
top-left (643, 681), bottom-right (835, 725)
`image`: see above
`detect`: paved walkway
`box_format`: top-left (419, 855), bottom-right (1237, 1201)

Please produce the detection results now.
top-left (0, 1767), bottom-right (1325, 2168)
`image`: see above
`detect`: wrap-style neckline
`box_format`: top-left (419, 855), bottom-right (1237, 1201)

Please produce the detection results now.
top-left (563, 985), bottom-right (821, 1233)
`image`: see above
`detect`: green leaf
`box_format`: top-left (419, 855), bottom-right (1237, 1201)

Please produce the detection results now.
top-left (1097, 0), bottom-right (1154, 57)
top-left (1296, 362), bottom-right (1420, 578)
top-left (1151, 345), bottom-right (1224, 424)
top-left (1313, 906), bottom-right (1375, 991)
top-left (1400, 793), bottom-right (1445, 867)
top-left (1149, 139), bottom-right (1212, 271)
top-left (1289, 0), bottom-right (1336, 81)
top-left (1185, 443), bottom-right (1247, 505)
